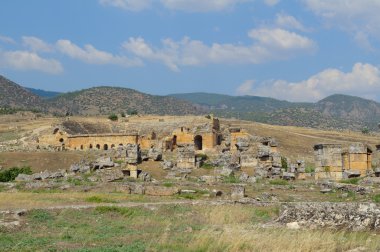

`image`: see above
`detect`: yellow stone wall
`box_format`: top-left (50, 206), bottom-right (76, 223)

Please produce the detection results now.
top-left (230, 132), bottom-right (250, 150)
top-left (342, 153), bottom-right (371, 176)
top-left (139, 138), bottom-right (157, 149)
top-left (38, 131), bottom-right (69, 147)
top-left (172, 128), bottom-right (218, 150)
top-left (67, 135), bottom-right (138, 150)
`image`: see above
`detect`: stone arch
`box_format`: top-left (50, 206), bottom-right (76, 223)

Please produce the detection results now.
top-left (96, 144), bottom-right (100, 149)
top-left (194, 135), bottom-right (203, 150)
top-left (151, 132), bottom-right (157, 140)
top-left (173, 135), bottom-right (177, 146)
top-left (89, 144), bottom-right (93, 149)
top-left (111, 144), bottom-right (115, 149)
top-left (104, 144), bottom-right (108, 150)
top-left (217, 134), bottom-right (222, 145)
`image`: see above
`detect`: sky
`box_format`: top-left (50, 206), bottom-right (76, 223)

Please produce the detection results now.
top-left (1, 0), bottom-right (380, 102)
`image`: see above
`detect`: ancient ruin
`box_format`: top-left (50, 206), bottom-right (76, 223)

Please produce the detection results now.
top-left (314, 143), bottom-right (372, 180)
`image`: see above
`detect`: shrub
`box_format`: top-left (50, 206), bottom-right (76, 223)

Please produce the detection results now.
top-left (281, 157), bottom-right (288, 170)
top-left (121, 112), bottom-right (126, 117)
top-left (0, 166), bottom-right (32, 182)
top-left (223, 175), bottom-right (240, 183)
top-left (305, 166), bottom-right (315, 173)
top-left (163, 182), bottom-right (173, 187)
top-left (28, 209), bottom-right (54, 223)
top-left (361, 127), bottom-right (370, 135)
top-left (200, 163), bottom-right (214, 170)
top-left (373, 194), bottom-right (380, 203)
top-left (127, 109), bottom-right (138, 115)
top-left (340, 178), bottom-right (360, 185)
top-left (86, 196), bottom-right (117, 203)
top-left (108, 114), bottom-right (118, 121)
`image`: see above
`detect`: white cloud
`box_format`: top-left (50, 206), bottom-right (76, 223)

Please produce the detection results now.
top-left (275, 13), bottom-right (307, 31)
top-left (56, 39), bottom-right (143, 67)
top-left (236, 63), bottom-right (380, 102)
top-left (0, 35), bottom-right (15, 44)
top-left (123, 28), bottom-right (315, 71)
top-left (236, 79), bottom-right (256, 95)
top-left (99, 0), bottom-right (251, 12)
top-left (0, 50), bottom-right (63, 74)
top-left (304, 0), bottom-right (380, 49)
top-left (160, 0), bottom-right (248, 12)
top-left (22, 36), bottom-right (53, 52)
top-left (99, 0), bottom-right (151, 11)
top-left (264, 0), bottom-right (280, 6)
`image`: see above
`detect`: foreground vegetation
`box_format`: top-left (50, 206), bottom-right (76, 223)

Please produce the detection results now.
top-left (1, 204), bottom-right (379, 251)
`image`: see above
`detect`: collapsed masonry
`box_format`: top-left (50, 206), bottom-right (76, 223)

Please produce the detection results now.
top-left (37, 116), bottom-right (308, 181)
top-left (314, 143), bottom-right (372, 180)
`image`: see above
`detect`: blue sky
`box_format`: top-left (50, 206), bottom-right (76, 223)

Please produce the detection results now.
top-left (1, 0), bottom-right (380, 102)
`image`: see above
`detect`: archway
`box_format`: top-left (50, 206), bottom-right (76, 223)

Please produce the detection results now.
top-left (173, 135), bottom-right (177, 146)
top-left (194, 135), bottom-right (203, 150)
top-left (80, 145), bottom-right (83, 150)
top-left (111, 144), bottom-right (115, 149)
top-left (96, 144), bottom-right (100, 149)
top-left (104, 144), bottom-right (108, 150)
top-left (89, 144), bottom-right (93, 149)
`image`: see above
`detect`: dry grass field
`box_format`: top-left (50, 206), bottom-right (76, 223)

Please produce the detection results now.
top-left (1, 204), bottom-right (380, 251)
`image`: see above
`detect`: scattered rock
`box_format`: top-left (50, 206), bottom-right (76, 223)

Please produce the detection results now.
top-left (320, 188), bottom-right (333, 194)
top-left (145, 186), bottom-right (179, 196)
top-left (15, 174), bottom-right (33, 182)
top-left (231, 185), bottom-right (245, 200)
top-left (286, 222), bottom-right (300, 230)
top-left (277, 202), bottom-right (380, 231)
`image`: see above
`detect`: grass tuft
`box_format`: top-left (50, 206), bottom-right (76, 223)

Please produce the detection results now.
top-left (85, 196), bottom-right (117, 203)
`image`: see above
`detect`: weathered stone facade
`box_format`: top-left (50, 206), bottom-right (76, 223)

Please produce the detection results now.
top-left (314, 143), bottom-right (372, 180)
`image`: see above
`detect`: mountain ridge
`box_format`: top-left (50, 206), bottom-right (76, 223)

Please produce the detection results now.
top-left (1, 75), bottom-right (379, 130)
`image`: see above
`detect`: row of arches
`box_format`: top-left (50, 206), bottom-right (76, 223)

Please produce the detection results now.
top-left (77, 143), bottom-right (125, 150)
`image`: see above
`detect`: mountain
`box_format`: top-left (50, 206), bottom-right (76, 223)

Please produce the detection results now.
top-left (170, 92), bottom-right (312, 112)
top-left (1, 75), bottom-right (380, 131)
top-left (47, 86), bottom-right (202, 116)
top-left (170, 92), bottom-right (380, 130)
top-left (0, 75), bottom-right (44, 110)
top-left (26, 87), bottom-right (61, 99)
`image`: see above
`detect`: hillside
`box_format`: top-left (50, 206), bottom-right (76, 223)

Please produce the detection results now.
top-left (26, 87), bottom-right (61, 99)
top-left (0, 75), bottom-right (45, 111)
top-left (171, 92), bottom-right (380, 130)
top-left (47, 86), bottom-right (202, 116)
top-left (170, 92), bottom-right (311, 112)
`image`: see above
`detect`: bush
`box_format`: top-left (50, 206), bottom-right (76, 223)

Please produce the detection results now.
top-left (121, 112), bottom-right (126, 117)
top-left (305, 166), bottom-right (315, 173)
top-left (361, 127), bottom-right (370, 135)
top-left (373, 194), bottom-right (380, 203)
top-left (86, 196), bottom-right (117, 203)
top-left (127, 109), bottom-right (138, 115)
top-left (108, 114), bottom-right (118, 121)
top-left (340, 178), bottom-right (360, 185)
top-left (281, 157), bottom-right (288, 170)
top-left (0, 166), bottom-right (32, 182)
top-left (223, 175), bottom-right (240, 183)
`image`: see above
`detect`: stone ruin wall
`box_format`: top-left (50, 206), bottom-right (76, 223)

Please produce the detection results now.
top-left (67, 134), bottom-right (139, 150)
top-left (314, 143), bottom-right (372, 180)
